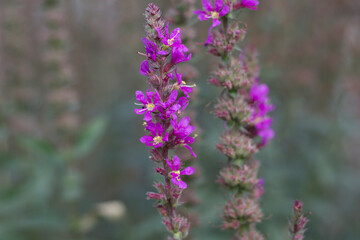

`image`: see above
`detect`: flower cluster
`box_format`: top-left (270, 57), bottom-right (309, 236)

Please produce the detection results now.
top-left (218, 161), bottom-right (264, 199)
top-left (249, 82), bottom-right (274, 146)
top-left (222, 197), bottom-right (263, 230)
top-left (194, 0), bottom-right (270, 238)
top-left (165, 1), bottom-right (202, 236)
top-left (194, 0), bottom-right (259, 45)
top-left (135, 4), bottom-right (197, 239)
top-left (289, 200), bottom-right (309, 240)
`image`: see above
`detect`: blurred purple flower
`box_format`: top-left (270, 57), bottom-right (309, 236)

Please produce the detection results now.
top-left (238, 0), bottom-right (259, 10)
top-left (194, 0), bottom-right (230, 44)
top-left (166, 155), bottom-right (195, 189)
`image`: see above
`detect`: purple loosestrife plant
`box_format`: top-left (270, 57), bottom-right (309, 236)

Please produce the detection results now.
top-left (165, 1), bottom-right (202, 237)
top-left (194, 0), bottom-right (274, 239)
top-left (136, 4), bottom-right (197, 239)
top-left (289, 200), bottom-right (309, 240)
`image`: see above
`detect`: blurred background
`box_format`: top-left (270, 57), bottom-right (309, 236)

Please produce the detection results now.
top-left (0, 0), bottom-right (359, 239)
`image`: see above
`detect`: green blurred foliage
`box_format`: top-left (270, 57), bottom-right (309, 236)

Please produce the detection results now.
top-left (0, 0), bottom-right (359, 240)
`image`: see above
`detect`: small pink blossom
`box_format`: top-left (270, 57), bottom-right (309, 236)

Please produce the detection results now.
top-left (134, 89), bottom-right (160, 121)
top-left (166, 155), bottom-right (195, 189)
top-left (140, 122), bottom-right (169, 148)
top-left (193, 0), bottom-right (230, 44)
top-left (157, 22), bottom-right (182, 48)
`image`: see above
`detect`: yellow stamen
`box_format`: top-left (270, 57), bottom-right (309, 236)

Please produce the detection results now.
top-left (181, 81), bottom-right (186, 85)
top-left (143, 122), bottom-right (147, 126)
top-left (211, 11), bottom-right (219, 19)
top-left (146, 103), bottom-right (155, 111)
top-left (167, 29), bottom-right (180, 46)
top-left (153, 136), bottom-right (163, 145)
top-left (170, 170), bottom-right (181, 181)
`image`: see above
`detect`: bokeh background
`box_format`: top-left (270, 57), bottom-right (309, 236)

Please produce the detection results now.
top-left (0, 0), bottom-right (359, 239)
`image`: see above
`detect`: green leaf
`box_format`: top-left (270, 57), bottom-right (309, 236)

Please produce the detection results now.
top-left (65, 117), bottom-right (107, 160)
top-left (62, 169), bottom-right (82, 202)
top-left (17, 136), bottom-right (57, 156)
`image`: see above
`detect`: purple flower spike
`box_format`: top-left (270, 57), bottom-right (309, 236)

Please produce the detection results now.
top-left (143, 38), bottom-right (168, 61)
top-left (140, 122), bottom-right (169, 148)
top-left (157, 22), bottom-right (182, 47)
top-left (140, 60), bottom-right (151, 76)
top-left (194, 0), bottom-right (230, 43)
top-left (134, 89), bottom-right (160, 121)
top-left (166, 155), bottom-right (195, 189)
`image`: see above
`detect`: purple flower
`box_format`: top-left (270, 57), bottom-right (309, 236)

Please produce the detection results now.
top-left (166, 96), bottom-right (189, 119)
top-left (143, 38), bottom-right (168, 61)
top-left (171, 115), bottom-right (197, 157)
top-left (249, 82), bottom-right (275, 146)
top-left (254, 178), bottom-right (264, 198)
top-left (250, 83), bottom-right (268, 102)
top-left (157, 90), bottom-right (189, 119)
top-left (193, 0), bottom-right (230, 43)
top-left (250, 83), bottom-right (274, 117)
top-left (134, 89), bottom-right (160, 121)
top-left (166, 155), bottom-right (195, 189)
top-left (174, 69), bottom-right (194, 97)
top-left (238, 0), bottom-right (259, 10)
top-left (171, 44), bottom-right (192, 64)
top-left (157, 22), bottom-right (182, 47)
top-left (253, 117), bottom-right (274, 146)
top-left (258, 127), bottom-right (274, 146)
top-left (140, 122), bottom-right (169, 148)
top-left (171, 116), bottom-right (194, 139)
top-left (140, 60), bottom-right (151, 76)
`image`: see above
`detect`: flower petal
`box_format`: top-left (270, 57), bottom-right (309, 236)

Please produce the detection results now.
top-left (135, 91), bottom-right (146, 104)
top-left (184, 145), bottom-right (197, 157)
top-left (180, 166), bottom-right (195, 175)
top-left (157, 50), bottom-right (168, 55)
top-left (167, 90), bottom-right (178, 106)
top-left (173, 155), bottom-right (181, 170)
top-left (143, 111), bottom-right (152, 121)
top-left (193, 10), bottom-right (208, 21)
top-left (212, 18), bottom-right (221, 28)
top-left (163, 132), bottom-right (169, 142)
top-left (140, 136), bottom-right (153, 146)
top-left (178, 180), bottom-right (187, 189)
top-left (215, 0), bottom-right (224, 12)
top-left (140, 60), bottom-right (150, 76)
top-left (155, 122), bottom-right (164, 135)
top-left (172, 177), bottom-right (179, 186)
top-left (178, 116), bottom-right (190, 128)
top-left (219, 4), bottom-right (230, 16)
top-left (202, 0), bottom-right (214, 11)
top-left (166, 159), bottom-right (174, 170)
